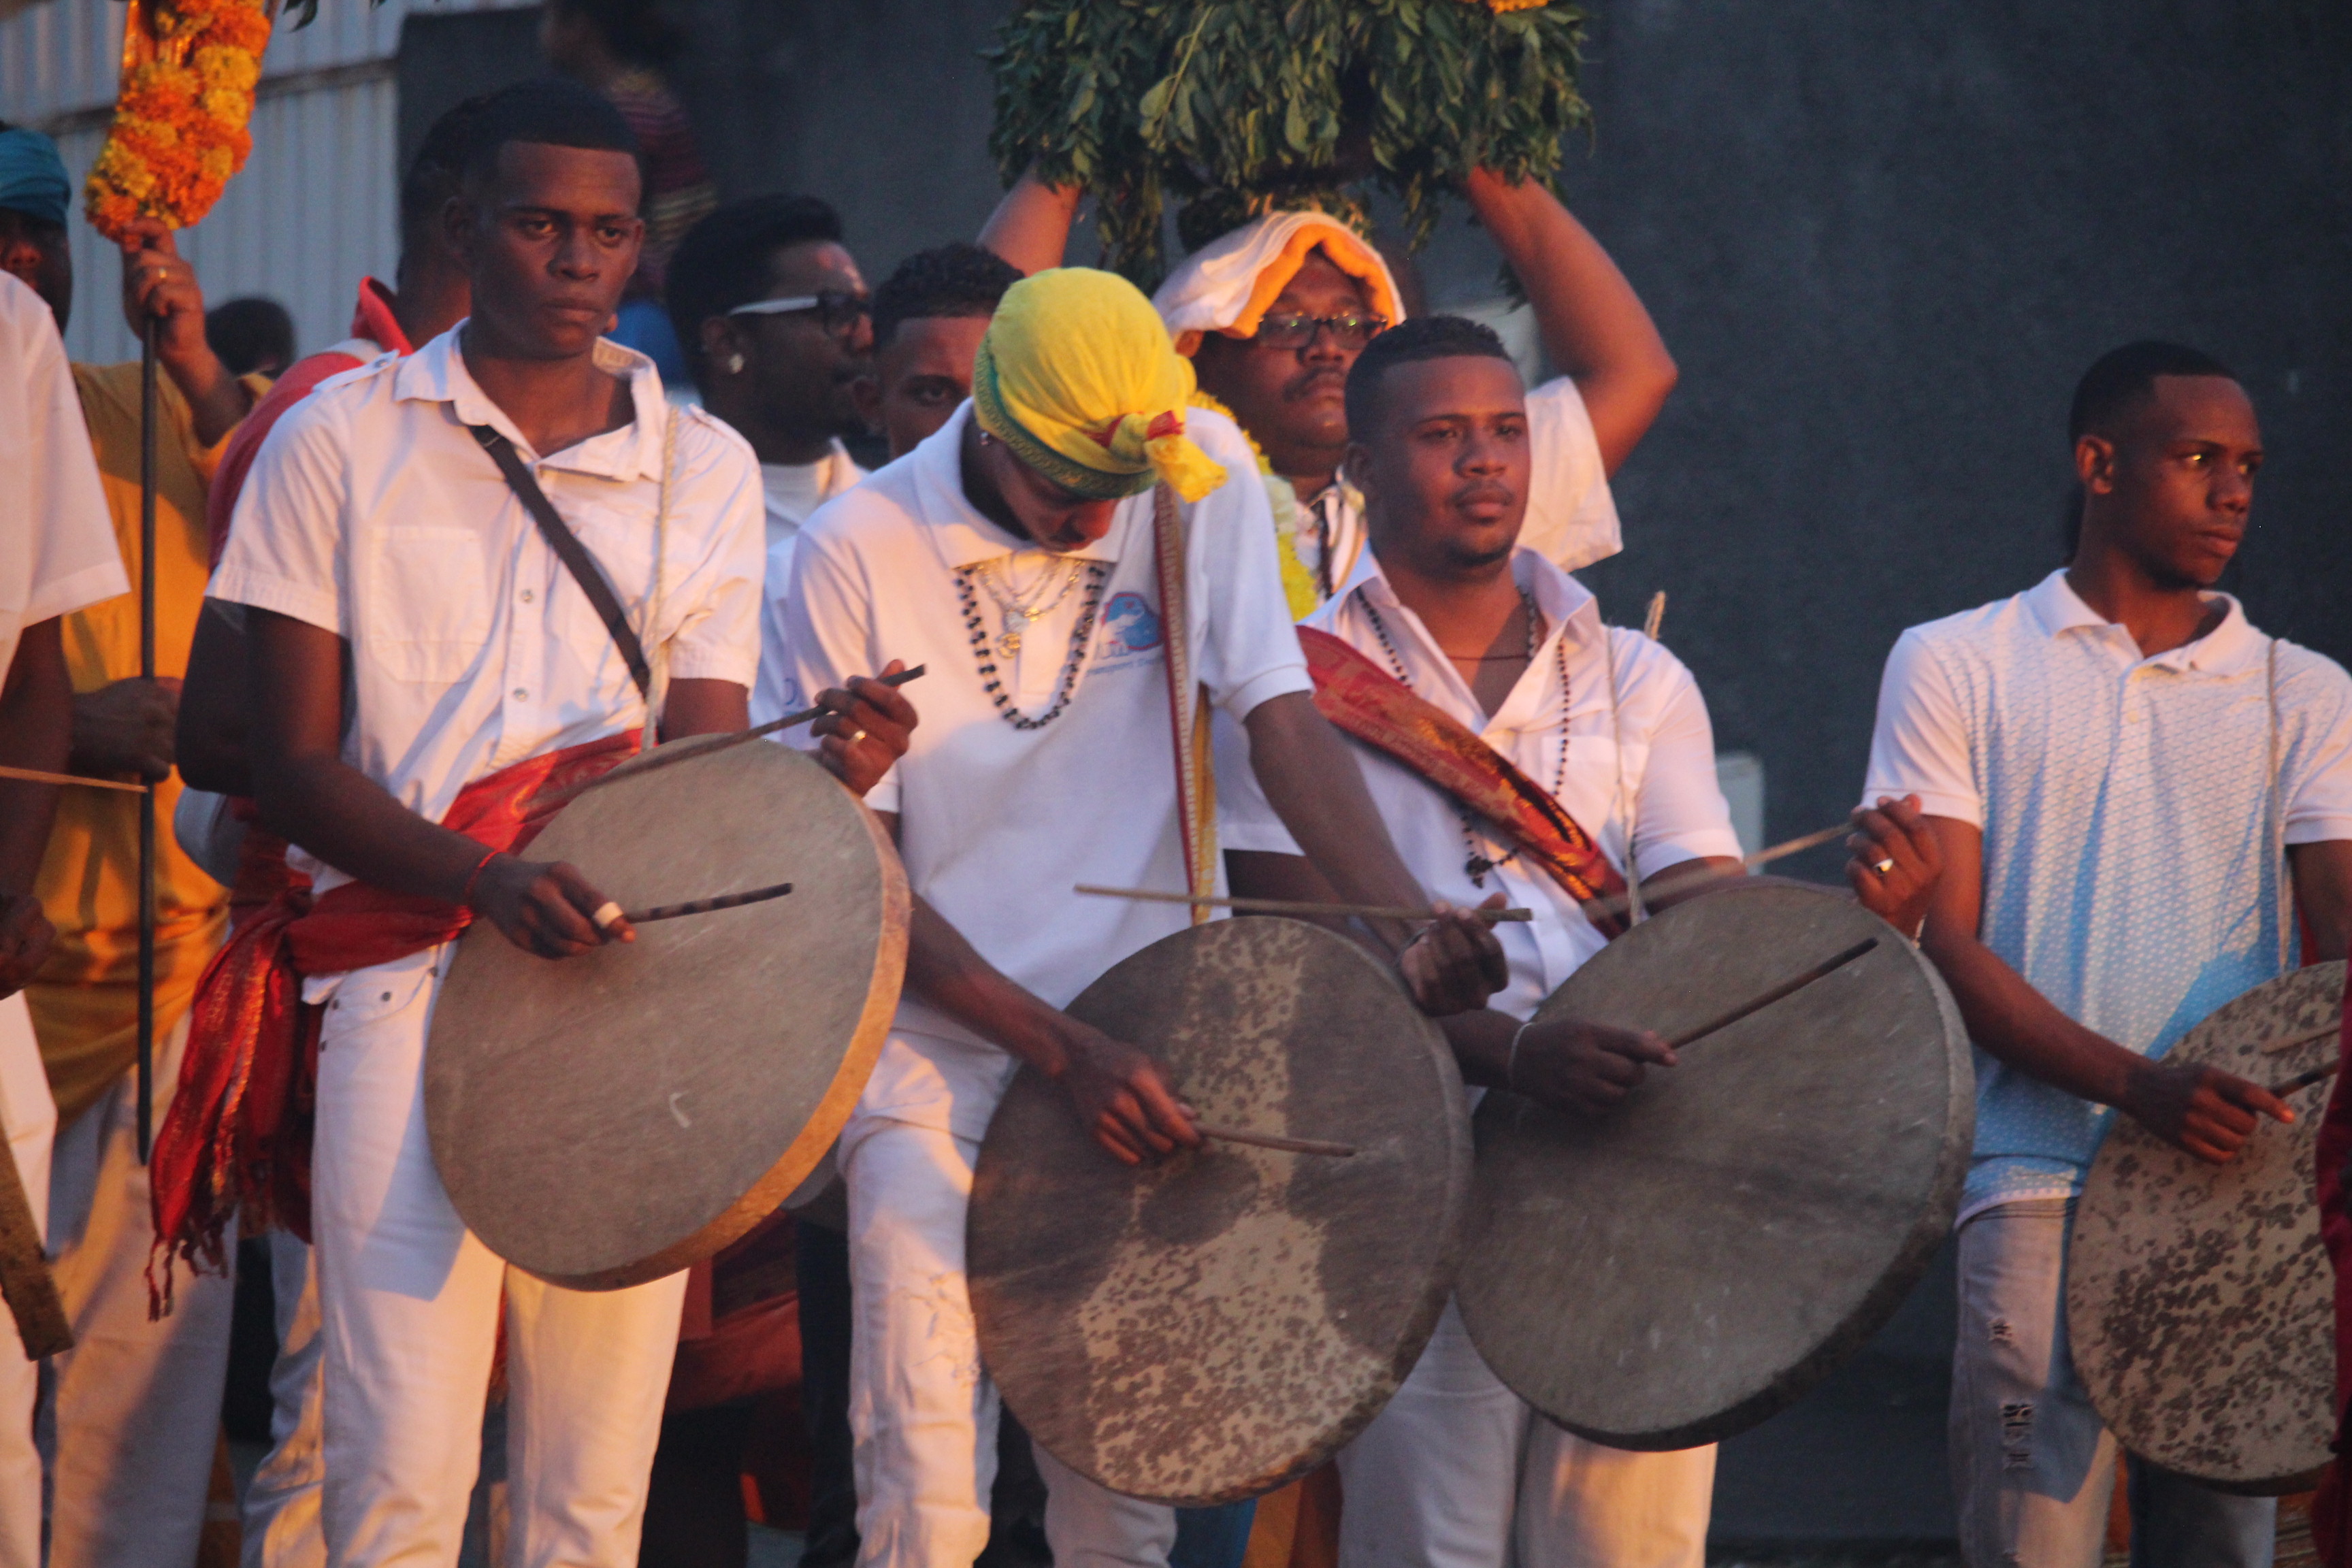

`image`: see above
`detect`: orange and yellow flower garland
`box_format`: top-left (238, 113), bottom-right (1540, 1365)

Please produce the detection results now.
top-left (84, 0), bottom-right (272, 242)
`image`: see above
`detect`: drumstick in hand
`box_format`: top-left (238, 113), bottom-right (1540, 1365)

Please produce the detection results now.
top-left (1076, 886), bottom-right (1533, 924)
top-left (1669, 938), bottom-right (1880, 1051)
top-left (1194, 1123), bottom-right (1355, 1158)
top-left (533, 665), bottom-right (928, 811)
top-left (2270, 1058), bottom-right (2342, 1098)
top-left (590, 882), bottom-right (794, 930)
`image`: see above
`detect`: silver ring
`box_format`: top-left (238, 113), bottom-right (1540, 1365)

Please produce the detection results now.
top-left (1872, 858), bottom-right (1895, 876)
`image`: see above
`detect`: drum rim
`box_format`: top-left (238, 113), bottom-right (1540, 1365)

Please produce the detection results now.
top-left (1457, 881), bottom-right (1974, 1449)
top-left (970, 915), bottom-right (1473, 1506)
top-left (2064, 960), bottom-right (2347, 1492)
top-left (425, 740), bottom-right (909, 1290)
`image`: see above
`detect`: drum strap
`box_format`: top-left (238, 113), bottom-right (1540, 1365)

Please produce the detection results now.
top-left (1152, 484), bottom-right (1217, 924)
top-left (472, 426), bottom-right (653, 700)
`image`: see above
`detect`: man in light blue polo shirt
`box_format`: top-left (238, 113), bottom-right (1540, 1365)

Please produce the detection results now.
top-left (1860, 340), bottom-right (2352, 1567)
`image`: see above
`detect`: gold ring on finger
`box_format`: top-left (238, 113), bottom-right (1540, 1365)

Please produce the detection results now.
top-left (1872, 858), bottom-right (1895, 875)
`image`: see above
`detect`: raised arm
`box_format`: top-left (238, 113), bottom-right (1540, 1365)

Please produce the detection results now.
top-left (1463, 169), bottom-right (1676, 475)
top-left (119, 219), bottom-right (252, 448)
top-left (977, 165), bottom-right (1081, 277)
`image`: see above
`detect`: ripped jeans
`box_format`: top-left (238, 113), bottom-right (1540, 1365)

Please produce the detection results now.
top-left (1950, 1198), bottom-right (2274, 1568)
top-left (841, 1115), bottom-right (1176, 1567)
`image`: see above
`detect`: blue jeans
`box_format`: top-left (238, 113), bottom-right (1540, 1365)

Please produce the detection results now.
top-left (1171, 1502), bottom-right (1256, 1568)
top-left (1950, 1199), bottom-right (2274, 1568)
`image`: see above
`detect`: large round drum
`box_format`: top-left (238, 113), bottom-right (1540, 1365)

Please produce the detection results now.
top-left (1457, 882), bottom-right (1972, 1450)
top-left (2067, 961), bottom-right (2346, 1494)
top-left (968, 917), bottom-right (1469, 1506)
top-left (427, 739), bottom-right (907, 1289)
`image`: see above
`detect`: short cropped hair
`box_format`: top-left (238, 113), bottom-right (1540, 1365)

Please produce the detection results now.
top-left (664, 195), bottom-right (846, 385)
top-left (205, 297), bottom-right (295, 376)
top-left (871, 243), bottom-right (1023, 353)
top-left (400, 93), bottom-right (493, 246)
top-left (2068, 340), bottom-right (2238, 443)
top-left (1343, 314), bottom-right (1514, 436)
top-left (458, 78), bottom-right (640, 189)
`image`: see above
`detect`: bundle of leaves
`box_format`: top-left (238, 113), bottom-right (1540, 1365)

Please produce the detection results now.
top-left (986, 0), bottom-right (1590, 286)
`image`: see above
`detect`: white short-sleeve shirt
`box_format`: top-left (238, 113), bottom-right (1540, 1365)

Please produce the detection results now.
top-left (782, 401), bottom-right (1312, 1137)
top-left (213, 326), bottom-right (765, 894)
top-left (0, 273), bottom-right (127, 674)
top-left (1861, 569), bottom-right (2352, 1218)
top-left (1223, 546), bottom-right (1743, 1026)
top-left (751, 446), bottom-right (866, 726)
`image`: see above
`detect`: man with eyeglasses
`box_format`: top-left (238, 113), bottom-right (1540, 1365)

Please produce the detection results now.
top-left (982, 169), bottom-right (1678, 612)
top-left (666, 196), bottom-right (874, 722)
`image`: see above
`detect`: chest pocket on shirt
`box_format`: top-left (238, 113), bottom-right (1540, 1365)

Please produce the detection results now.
top-left (363, 527), bottom-right (490, 683)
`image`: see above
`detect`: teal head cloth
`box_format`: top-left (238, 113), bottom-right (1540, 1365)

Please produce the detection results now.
top-left (0, 124), bottom-right (71, 227)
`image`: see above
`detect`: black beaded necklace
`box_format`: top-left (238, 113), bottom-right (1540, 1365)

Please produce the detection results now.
top-left (954, 560), bottom-right (1111, 730)
top-left (1362, 585), bottom-right (1572, 887)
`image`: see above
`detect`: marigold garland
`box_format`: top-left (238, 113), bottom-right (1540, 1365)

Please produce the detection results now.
top-left (84, 0), bottom-right (273, 242)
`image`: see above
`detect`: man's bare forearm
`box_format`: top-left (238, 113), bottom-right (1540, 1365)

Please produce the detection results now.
top-left (257, 751), bottom-right (504, 905)
top-left (1464, 168), bottom-right (1676, 474)
top-left (1922, 922), bottom-right (2148, 1111)
top-left (0, 618), bottom-right (72, 893)
top-left (1243, 691), bottom-right (1426, 947)
top-left (904, 896), bottom-right (1086, 1079)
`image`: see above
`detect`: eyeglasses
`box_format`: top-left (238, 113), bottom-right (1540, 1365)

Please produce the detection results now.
top-left (1252, 312), bottom-right (1388, 351)
top-left (729, 290), bottom-right (872, 336)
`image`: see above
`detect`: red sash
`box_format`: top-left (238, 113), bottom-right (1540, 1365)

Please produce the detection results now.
top-left (1297, 626), bottom-right (1629, 937)
top-left (148, 732), bottom-right (640, 1312)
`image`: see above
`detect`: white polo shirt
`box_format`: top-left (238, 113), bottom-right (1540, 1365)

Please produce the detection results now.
top-left (783, 400), bottom-right (1311, 1137)
top-left (1290, 376), bottom-right (1621, 600)
top-left (214, 326), bottom-right (766, 896)
top-left (751, 444), bottom-right (866, 725)
top-left (0, 272), bottom-right (125, 675)
top-left (1862, 569), bottom-right (2352, 1218)
top-left (1224, 546), bottom-right (1741, 1024)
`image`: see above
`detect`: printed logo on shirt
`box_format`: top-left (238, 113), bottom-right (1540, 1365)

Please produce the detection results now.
top-left (1094, 591), bottom-right (1165, 674)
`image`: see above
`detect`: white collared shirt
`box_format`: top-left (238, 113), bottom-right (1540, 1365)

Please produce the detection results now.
top-left (1223, 547), bottom-right (1742, 1024)
top-left (782, 401), bottom-right (1311, 1136)
top-left (0, 273), bottom-right (125, 674)
top-left (1863, 568), bottom-right (2352, 1219)
top-left (214, 326), bottom-right (765, 894)
top-left (1289, 376), bottom-right (1622, 600)
top-left (751, 443), bottom-right (866, 725)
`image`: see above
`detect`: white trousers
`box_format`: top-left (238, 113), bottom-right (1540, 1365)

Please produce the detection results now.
top-left (1334, 1301), bottom-right (1715, 1568)
top-left (311, 949), bottom-right (686, 1568)
top-left (243, 1229), bottom-right (326, 1568)
top-left (842, 1113), bottom-right (1176, 1567)
top-left (0, 993), bottom-right (55, 1568)
top-left (40, 1009), bottom-right (240, 1568)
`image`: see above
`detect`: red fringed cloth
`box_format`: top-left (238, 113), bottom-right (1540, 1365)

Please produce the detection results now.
top-left (2307, 972), bottom-right (2352, 1563)
top-left (148, 732), bottom-right (641, 1313)
top-left (1298, 627), bottom-right (1629, 938)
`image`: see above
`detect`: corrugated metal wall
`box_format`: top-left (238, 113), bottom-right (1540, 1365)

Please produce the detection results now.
top-left (1, 0), bottom-right (529, 364)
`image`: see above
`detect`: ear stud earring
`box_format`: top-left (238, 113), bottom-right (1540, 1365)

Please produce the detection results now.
top-left (726, 353), bottom-right (746, 374)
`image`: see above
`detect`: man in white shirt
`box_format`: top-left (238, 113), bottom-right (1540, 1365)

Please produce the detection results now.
top-left (212, 81), bottom-right (902, 1567)
top-left (664, 195), bottom-right (872, 725)
top-left (1220, 314), bottom-right (1933, 1567)
top-left (981, 167), bottom-right (1672, 608)
top-left (784, 266), bottom-right (1506, 1567)
top-left (1861, 340), bottom-right (2352, 1567)
top-left (0, 264), bottom-right (127, 1568)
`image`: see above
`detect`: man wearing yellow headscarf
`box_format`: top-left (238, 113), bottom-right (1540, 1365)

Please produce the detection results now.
top-left (779, 266), bottom-right (1506, 1566)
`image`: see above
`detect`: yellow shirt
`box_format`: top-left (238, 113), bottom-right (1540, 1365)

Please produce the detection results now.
top-left (23, 361), bottom-right (259, 1124)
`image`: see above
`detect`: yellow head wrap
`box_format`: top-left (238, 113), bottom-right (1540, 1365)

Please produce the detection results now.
top-left (970, 267), bottom-right (1231, 505)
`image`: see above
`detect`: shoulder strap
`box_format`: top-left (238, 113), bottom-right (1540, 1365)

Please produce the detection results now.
top-left (471, 425), bottom-right (651, 698)
top-left (1152, 483), bottom-right (1218, 924)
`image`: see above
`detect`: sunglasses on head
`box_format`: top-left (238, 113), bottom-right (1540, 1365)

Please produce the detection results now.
top-left (728, 290), bottom-right (872, 336)
top-left (1252, 312), bottom-right (1389, 351)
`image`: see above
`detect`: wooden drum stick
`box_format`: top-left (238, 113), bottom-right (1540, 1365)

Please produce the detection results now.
top-left (2270, 1058), bottom-right (2342, 1098)
top-left (0, 764), bottom-right (147, 795)
top-left (592, 882), bottom-right (795, 930)
top-left (1075, 885), bottom-right (1533, 924)
top-left (1669, 938), bottom-right (1880, 1051)
top-left (1194, 1123), bottom-right (1356, 1158)
top-left (1745, 822), bottom-right (1853, 870)
top-left (534, 665), bottom-right (927, 811)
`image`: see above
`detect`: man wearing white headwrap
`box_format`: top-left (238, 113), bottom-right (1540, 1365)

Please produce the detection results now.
top-left (982, 167), bottom-right (1677, 615)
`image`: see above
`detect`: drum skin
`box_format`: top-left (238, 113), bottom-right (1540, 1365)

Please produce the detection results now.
top-left (1458, 882), bottom-right (1972, 1450)
top-left (968, 917), bottom-right (1470, 1507)
top-left (2067, 961), bottom-right (2346, 1494)
top-left (426, 738), bottom-right (907, 1290)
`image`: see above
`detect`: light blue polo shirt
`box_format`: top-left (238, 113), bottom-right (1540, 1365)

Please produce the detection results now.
top-left (1863, 570), bottom-right (2352, 1220)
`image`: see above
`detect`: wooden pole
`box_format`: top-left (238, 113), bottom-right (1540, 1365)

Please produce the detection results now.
top-left (136, 314), bottom-right (158, 1164)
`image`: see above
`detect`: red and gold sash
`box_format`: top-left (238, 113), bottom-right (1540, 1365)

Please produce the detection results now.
top-left (1298, 626), bottom-right (1629, 937)
top-left (147, 731), bottom-right (641, 1312)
